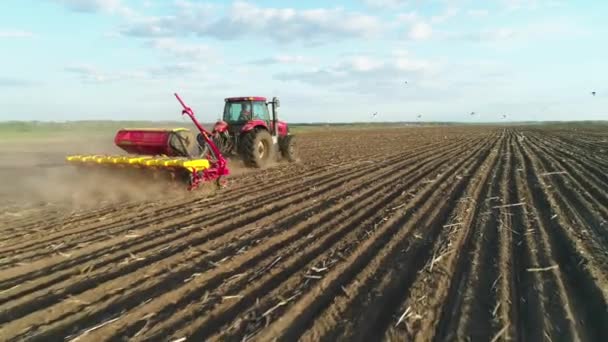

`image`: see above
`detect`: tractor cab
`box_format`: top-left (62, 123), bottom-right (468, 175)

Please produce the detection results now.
top-left (215, 97), bottom-right (288, 137)
top-left (221, 97), bottom-right (270, 134)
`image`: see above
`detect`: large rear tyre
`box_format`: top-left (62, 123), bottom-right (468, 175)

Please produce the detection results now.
top-left (279, 135), bottom-right (297, 162)
top-left (241, 129), bottom-right (274, 168)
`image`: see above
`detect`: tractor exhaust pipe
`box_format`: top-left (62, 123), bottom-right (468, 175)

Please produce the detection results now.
top-left (271, 97), bottom-right (280, 137)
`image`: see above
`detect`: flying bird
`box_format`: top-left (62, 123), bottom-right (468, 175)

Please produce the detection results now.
top-left (591, 91), bottom-right (596, 96)
top-left (470, 111), bottom-right (475, 116)
top-left (404, 81), bottom-right (408, 84)
top-left (417, 114), bottom-right (422, 119)
top-left (371, 112), bottom-right (378, 118)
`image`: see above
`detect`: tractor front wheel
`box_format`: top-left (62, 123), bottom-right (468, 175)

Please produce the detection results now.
top-left (241, 129), bottom-right (274, 168)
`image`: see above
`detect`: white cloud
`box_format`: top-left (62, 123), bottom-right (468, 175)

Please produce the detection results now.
top-left (430, 7), bottom-right (459, 24)
top-left (444, 28), bottom-right (517, 42)
top-left (443, 20), bottom-right (586, 43)
top-left (0, 29), bottom-right (34, 38)
top-left (390, 49), bottom-right (410, 58)
top-left (147, 62), bottom-right (206, 77)
top-left (363, 0), bottom-right (409, 9)
top-left (349, 56), bottom-right (385, 71)
top-left (502, 0), bottom-right (565, 11)
top-left (250, 55), bottom-right (314, 65)
top-left (395, 57), bottom-right (433, 71)
top-left (173, 0), bottom-right (216, 12)
top-left (64, 63), bottom-right (205, 84)
top-left (275, 54), bottom-right (439, 92)
top-left (64, 64), bottom-right (149, 84)
top-left (52, 0), bottom-right (134, 17)
top-left (146, 38), bottom-right (216, 60)
top-left (65, 65), bottom-right (128, 83)
top-left (397, 11), bottom-right (419, 23)
top-left (120, 1), bottom-right (384, 44)
top-left (409, 21), bottom-right (433, 40)
top-left (396, 12), bottom-right (434, 41)
top-left (0, 77), bottom-right (39, 87)
top-left (467, 9), bottom-right (489, 17)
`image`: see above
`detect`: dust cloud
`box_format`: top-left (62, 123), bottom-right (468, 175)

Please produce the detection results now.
top-left (0, 165), bottom-right (191, 210)
top-left (0, 137), bottom-right (188, 210)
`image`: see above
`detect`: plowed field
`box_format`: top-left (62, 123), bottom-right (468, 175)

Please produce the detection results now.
top-left (1, 126), bottom-right (607, 341)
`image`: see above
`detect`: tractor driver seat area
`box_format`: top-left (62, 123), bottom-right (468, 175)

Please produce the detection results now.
top-left (239, 104), bottom-right (252, 121)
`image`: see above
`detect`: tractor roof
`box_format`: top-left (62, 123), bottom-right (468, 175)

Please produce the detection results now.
top-left (225, 96), bottom-right (267, 102)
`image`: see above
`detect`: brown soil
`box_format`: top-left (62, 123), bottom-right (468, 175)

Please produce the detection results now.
top-left (0, 126), bottom-right (606, 341)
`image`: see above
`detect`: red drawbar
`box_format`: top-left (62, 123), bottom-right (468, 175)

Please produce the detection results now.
top-left (114, 129), bottom-right (173, 155)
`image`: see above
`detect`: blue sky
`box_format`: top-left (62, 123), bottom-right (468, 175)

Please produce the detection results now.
top-left (0, 0), bottom-right (606, 122)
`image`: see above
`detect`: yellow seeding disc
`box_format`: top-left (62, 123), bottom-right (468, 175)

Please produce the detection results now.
top-left (66, 155), bottom-right (211, 174)
top-left (180, 159), bottom-right (211, 170)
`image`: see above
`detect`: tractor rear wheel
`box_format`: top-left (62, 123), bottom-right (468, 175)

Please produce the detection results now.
top-left (279, 135), bottom-right (297, 162)
top-left (241, 129), bottom-right (274, 168)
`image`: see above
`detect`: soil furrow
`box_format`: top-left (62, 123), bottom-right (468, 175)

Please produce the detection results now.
top-left (69, 135), bottom-right (485, 341)
top-left (0, 141), bottom-right (434, 286)
top-left (1, 126), bottom-right (606, 341)
top-left (135, 135), bottom-right (487, 342)
top-left (511, 135), bottom-right (580, 341)
top-left (534, 133), bottom-right (608, 190)
top-left (514, 134), bottom-right (608, 340)
top-left (1, 134), bottom-right (476, 340)
top-left (525, 133), bottom-right (608, 218)
top-left (0, 136), bottom-right (457, 250)
top-left (252, 133), bottom-right (498, 341)
top-left (0, 137), bottom-right (473, 299)
top-left (0, 140), bottom-right (461, 328)
top-left (353, 131), bottom-right (504, 342)
top-left (0, 147), bottom-right (421, 259)
top-left (520, 134), bottom-right (608, 251)
top-left (431, 130), bottom-right (510, 342)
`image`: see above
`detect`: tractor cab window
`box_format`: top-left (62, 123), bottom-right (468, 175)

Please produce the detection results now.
top-left (224, 101), bottom-right (252, 122)
top-left (224, 100), bottom-right (270, 122)
top-left (252, 101), bottom-right (270, 121)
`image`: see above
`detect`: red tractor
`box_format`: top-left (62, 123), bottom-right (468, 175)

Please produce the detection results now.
top-left (206, 96), bottom-right (296, 168)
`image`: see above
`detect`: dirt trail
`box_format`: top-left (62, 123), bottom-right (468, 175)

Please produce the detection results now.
top-left (0, 126), bottom-right (606, 341)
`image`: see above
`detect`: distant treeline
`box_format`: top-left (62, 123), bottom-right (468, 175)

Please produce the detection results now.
top-left (291, 121), bottom-right (608, 126)
top-left (1, 120), bottom-right (606, 135)
top-left (0, 120), bottom-right (190, 130)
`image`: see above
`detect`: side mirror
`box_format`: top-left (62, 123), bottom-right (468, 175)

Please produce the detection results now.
top-left (273, 97), bottom-right (280, 108)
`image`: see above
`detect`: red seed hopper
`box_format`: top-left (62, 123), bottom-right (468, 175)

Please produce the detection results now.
top-left (66, 93), bottom-right (230, 190)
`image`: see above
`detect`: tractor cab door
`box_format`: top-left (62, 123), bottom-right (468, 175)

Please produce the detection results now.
top-left (252, 101), bottom-right (271, 126)
top-left (223, 101), bottom-right (251, 133)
